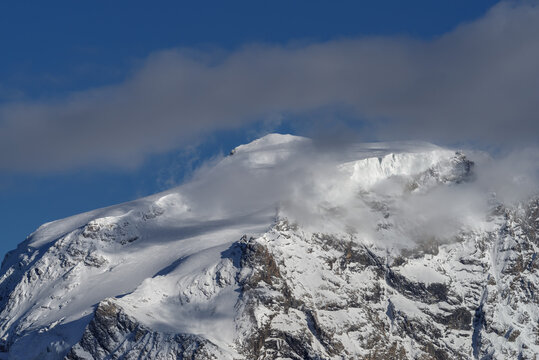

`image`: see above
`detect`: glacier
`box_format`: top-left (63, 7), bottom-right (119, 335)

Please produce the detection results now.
top-left (0, 134), bottom-right (537, 359)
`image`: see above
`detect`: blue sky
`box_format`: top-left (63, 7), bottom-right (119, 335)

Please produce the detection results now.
top-left (1, 1), bottom-right (498, 100)
top-left (2, 0), bottom-right (537, 259)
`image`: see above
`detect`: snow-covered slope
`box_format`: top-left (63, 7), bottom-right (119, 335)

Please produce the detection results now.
top-left (0, 134), bottom-right (537, 359)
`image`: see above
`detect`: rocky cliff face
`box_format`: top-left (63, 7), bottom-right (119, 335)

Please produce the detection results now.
top-left (0, 135), bottom-right (536, 359)
top-left (231, 200), bottom-right (538, 359)
top-left (66, 300), bottom-right (223, 360)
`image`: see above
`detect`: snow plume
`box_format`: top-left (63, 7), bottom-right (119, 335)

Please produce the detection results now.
top-left (1, 1), bottom-right (539, 172)
top-left (166, 134), bottom-right (539, 250)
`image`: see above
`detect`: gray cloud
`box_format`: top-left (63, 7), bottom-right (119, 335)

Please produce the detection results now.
top-left (1, 1), bottom-right (538, 172)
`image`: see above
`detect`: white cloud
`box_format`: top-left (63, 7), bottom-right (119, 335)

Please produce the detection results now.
top-left (170, 134), bottom-right (538, 249)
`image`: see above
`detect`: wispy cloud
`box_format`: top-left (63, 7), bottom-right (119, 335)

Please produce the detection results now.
top-left (1, 2), bottom-right (538, 172)
top-left (168, 134), bottom-right (538, 249)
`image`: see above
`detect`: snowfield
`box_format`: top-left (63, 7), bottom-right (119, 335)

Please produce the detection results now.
top-left (0, 134), bottom-right (537, 359)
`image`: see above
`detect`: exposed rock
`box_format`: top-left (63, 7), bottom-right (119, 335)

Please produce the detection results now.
top-left (66, 300), bottom-right (223, 360)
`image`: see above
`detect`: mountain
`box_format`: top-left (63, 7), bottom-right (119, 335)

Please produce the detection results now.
top-left (0, 134), bottom-right (537, 360)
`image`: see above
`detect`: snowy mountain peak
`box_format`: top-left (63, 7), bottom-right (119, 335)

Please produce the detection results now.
top-left (231, 133), bottom-right (309, 153)
top-left (0, 135), bottom-right (537, 359)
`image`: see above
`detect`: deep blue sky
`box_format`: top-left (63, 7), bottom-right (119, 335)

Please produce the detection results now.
top-left (0, 1), bottom-right (500, 259)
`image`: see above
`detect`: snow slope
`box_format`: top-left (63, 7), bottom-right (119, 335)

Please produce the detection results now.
top-left (0, 134), bottom-right (537, 359)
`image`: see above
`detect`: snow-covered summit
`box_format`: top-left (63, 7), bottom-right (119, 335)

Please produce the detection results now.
top-left (231, 133), bottom-right (308, 153)
top-left (0, 134), bottom-right (537, 359)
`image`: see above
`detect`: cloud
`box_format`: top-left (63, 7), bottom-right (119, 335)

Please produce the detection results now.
top-left (1, 1), bottom-right (538, 172)
top-left (161, 134), bottom-right (538, 251)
